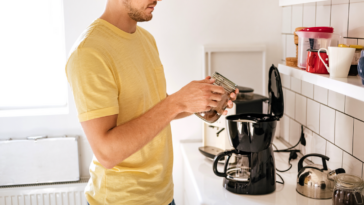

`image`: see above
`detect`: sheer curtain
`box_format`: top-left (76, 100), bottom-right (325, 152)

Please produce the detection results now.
top-left (0, 0), bottom-right (67, 111)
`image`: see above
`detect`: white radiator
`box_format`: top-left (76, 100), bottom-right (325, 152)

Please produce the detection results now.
top-left (0, 180), bottom-right (88, 205)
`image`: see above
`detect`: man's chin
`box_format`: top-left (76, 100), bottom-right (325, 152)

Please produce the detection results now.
top-left (138, 14), bottom-right (153, 22)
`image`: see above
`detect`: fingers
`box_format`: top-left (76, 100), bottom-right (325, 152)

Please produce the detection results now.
top-left (206, 84), bottom-right (225, 94)
top-left (196, 78), bottom-right (214, 84)
top-left (209, 93), bottom-right (222, 101)
top-left (226, 100), bottom-right (233, 108)
top-left (223, 110), bottom-right (228, 115)
top-left (207, 100), bottom-right (218, 108)
top-left (229, 89), bottom-right (239, 101)
top-left (230, 92), bottom-right (236, 101)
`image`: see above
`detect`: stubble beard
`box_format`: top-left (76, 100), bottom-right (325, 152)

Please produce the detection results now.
top-left (123, 0), bottom-right (154, 22)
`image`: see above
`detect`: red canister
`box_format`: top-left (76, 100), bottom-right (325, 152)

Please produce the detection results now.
top-left (306, 49), bottom-right (329, 74)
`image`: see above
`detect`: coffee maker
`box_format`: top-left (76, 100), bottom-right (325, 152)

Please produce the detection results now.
top-left (212, 64), bottom-right (284, 195)
top-left (199, 85), bottom-right (269, 160)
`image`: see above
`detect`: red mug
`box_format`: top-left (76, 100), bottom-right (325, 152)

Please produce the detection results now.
top-left (306, 49), bottom-right (329, 74)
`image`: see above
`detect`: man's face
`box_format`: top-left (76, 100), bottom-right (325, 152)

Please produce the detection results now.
top-left (123, 0), bottom-right (158, 22)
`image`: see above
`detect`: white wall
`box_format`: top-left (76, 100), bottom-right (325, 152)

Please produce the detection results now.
top-left (0, 0), bottom-right (282, 204)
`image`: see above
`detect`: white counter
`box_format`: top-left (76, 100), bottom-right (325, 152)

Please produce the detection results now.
top-left (180, 139), bottom-right (332, 205)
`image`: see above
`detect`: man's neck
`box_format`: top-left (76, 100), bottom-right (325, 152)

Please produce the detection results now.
top-left (100, 1), bottom-right (137, 34)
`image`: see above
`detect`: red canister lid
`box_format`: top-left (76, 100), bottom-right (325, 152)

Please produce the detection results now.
top-left (299, 27), bottom-right (334, 33)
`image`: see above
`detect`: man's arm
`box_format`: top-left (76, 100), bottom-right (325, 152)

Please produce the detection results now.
top-left (171, 76), bottom-right (238, 120)
top-left (81, 78), bottom-right (226, 169)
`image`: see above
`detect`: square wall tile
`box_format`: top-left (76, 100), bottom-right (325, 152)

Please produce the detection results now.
top-left (348, 2), bottom-right (364, 38)
top-left (331, 0), bottom-right (349, 37)
top-left (282, 6), bottom-right (292, 33)
top-left (291, 77), bottom-right (302, 93)
top-left (345, 96), bottom-right (364, 121)
top-left (302, 81), bottom-right (314, 99)
top-left (292, 4), bottom-right (303, 32)
top-left (286, 35), bottom-right (296, 58)
top-left (314, 85), bottom-right (328, 105)
top-left (281, 74), bottom-right (291, 89)
top-left (282, 35), bottom-right (287, 61)
top-left (311, 133), bottom-right (327, 164)
top-left (343, 152), bottom-right (363, 177)
top-left (286, 90), bottom-right (296, 118)
top-left (335, 111), bottom-right (354, 154)
top-left (328, 90), bottom-right (345, 112)
top-left (307, 99), bottom-right (320, 133)
top-left (359, 39), bottom-right (364, 46)
top-left (280, 115), bottom-right (290, 142)
top-left (326, 142), bottom-right (343, 169)
top-left (289, 118), bottom-right (301, 145)
top-left (316, 1), bottom-right (331, 27)
top-left (353, 119), bottom-right (364, 162)
top-left (295, 94), bottom-right (307, 125)
top-left (320, 105), bottom-right (336, 143)
top-left (303, 3), bottom-right (316, 27)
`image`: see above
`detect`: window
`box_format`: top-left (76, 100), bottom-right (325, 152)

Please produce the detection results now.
top-left (0, 0), bottom-right (67, 116)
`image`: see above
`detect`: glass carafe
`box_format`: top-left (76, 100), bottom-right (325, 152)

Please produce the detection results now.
top-left (225, 153), bottom-right (250, 182)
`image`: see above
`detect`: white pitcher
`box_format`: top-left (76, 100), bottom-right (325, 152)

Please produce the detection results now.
top-left (318, 47), bottom-right (355, 78)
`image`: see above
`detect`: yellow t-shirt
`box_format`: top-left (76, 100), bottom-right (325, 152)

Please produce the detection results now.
top-left (65, 19), bottom-right (173, 205)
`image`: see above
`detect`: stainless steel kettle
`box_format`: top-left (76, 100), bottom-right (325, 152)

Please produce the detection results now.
top-left (296, 153), bottom-right (345, 199)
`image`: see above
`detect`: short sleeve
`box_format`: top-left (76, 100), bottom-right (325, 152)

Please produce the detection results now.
top-left (66, 48), bottom-right (119, 122)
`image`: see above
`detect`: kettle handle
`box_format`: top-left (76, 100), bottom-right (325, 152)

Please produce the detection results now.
top-left (213, 150), bottom-right (235, 177)
top-left (298, 153), bottom-right (330, 172)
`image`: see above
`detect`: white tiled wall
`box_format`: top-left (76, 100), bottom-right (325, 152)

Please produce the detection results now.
top-left (345, 96), bottom-right (364, 121)
top-left (295, 94), bottom-right (307, 125)
top-left (301, 81), bottom-right (313, 98)
top-left (279, 0), bottom-right (364, 179)
top-left (348, 1), bottom-right (364, 38)
top-left (279, 73), bottom-right (364, 178)
top-left (320, 105), bottom-right (335, 143)
top-left (316, 1), bottom-right (331, 27)
top-left (281, 0), bottom-right (364, 61)
top-left (307, 99), bottom-right (320, 133)
top-left (335, 111), bottom-right (353, 153)
top-left (302, 3), bottom-right (316, 27)
top-left (328, 90), bottom-right (345, 112)
top-left (314, 85), bottom-right (328, 105)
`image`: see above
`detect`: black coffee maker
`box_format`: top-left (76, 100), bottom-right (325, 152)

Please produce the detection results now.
top-left (212, 64), bottom-right (284, 195)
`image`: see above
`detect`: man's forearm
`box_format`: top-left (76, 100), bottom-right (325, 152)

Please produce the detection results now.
top-left (95, 96), bottom-right (181, 169)
top-left (174, 112), bottom-right (192, 119)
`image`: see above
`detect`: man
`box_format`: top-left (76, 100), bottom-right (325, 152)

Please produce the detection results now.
top-left (65, 0), bottom-right (238, 204)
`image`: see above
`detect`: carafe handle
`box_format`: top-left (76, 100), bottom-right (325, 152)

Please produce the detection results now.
top-left (318, 48), bottom-right (330, 73)
top-left (213, 150), bottom-right (235, 177)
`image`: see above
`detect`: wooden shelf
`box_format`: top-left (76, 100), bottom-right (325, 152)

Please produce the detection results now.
top-left (279, 0), bottom-right (327, 7)
top-left (278, 64), bottom-right (364, 102)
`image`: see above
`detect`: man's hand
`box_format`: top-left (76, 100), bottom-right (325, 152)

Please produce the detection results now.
top-left (169, 77), bottom-right (226, 114)
top-left (169, 76), bottom-right (239, 116)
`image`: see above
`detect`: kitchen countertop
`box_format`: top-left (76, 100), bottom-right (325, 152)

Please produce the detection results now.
top-left (180, 139), bottom-right (332, 205)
